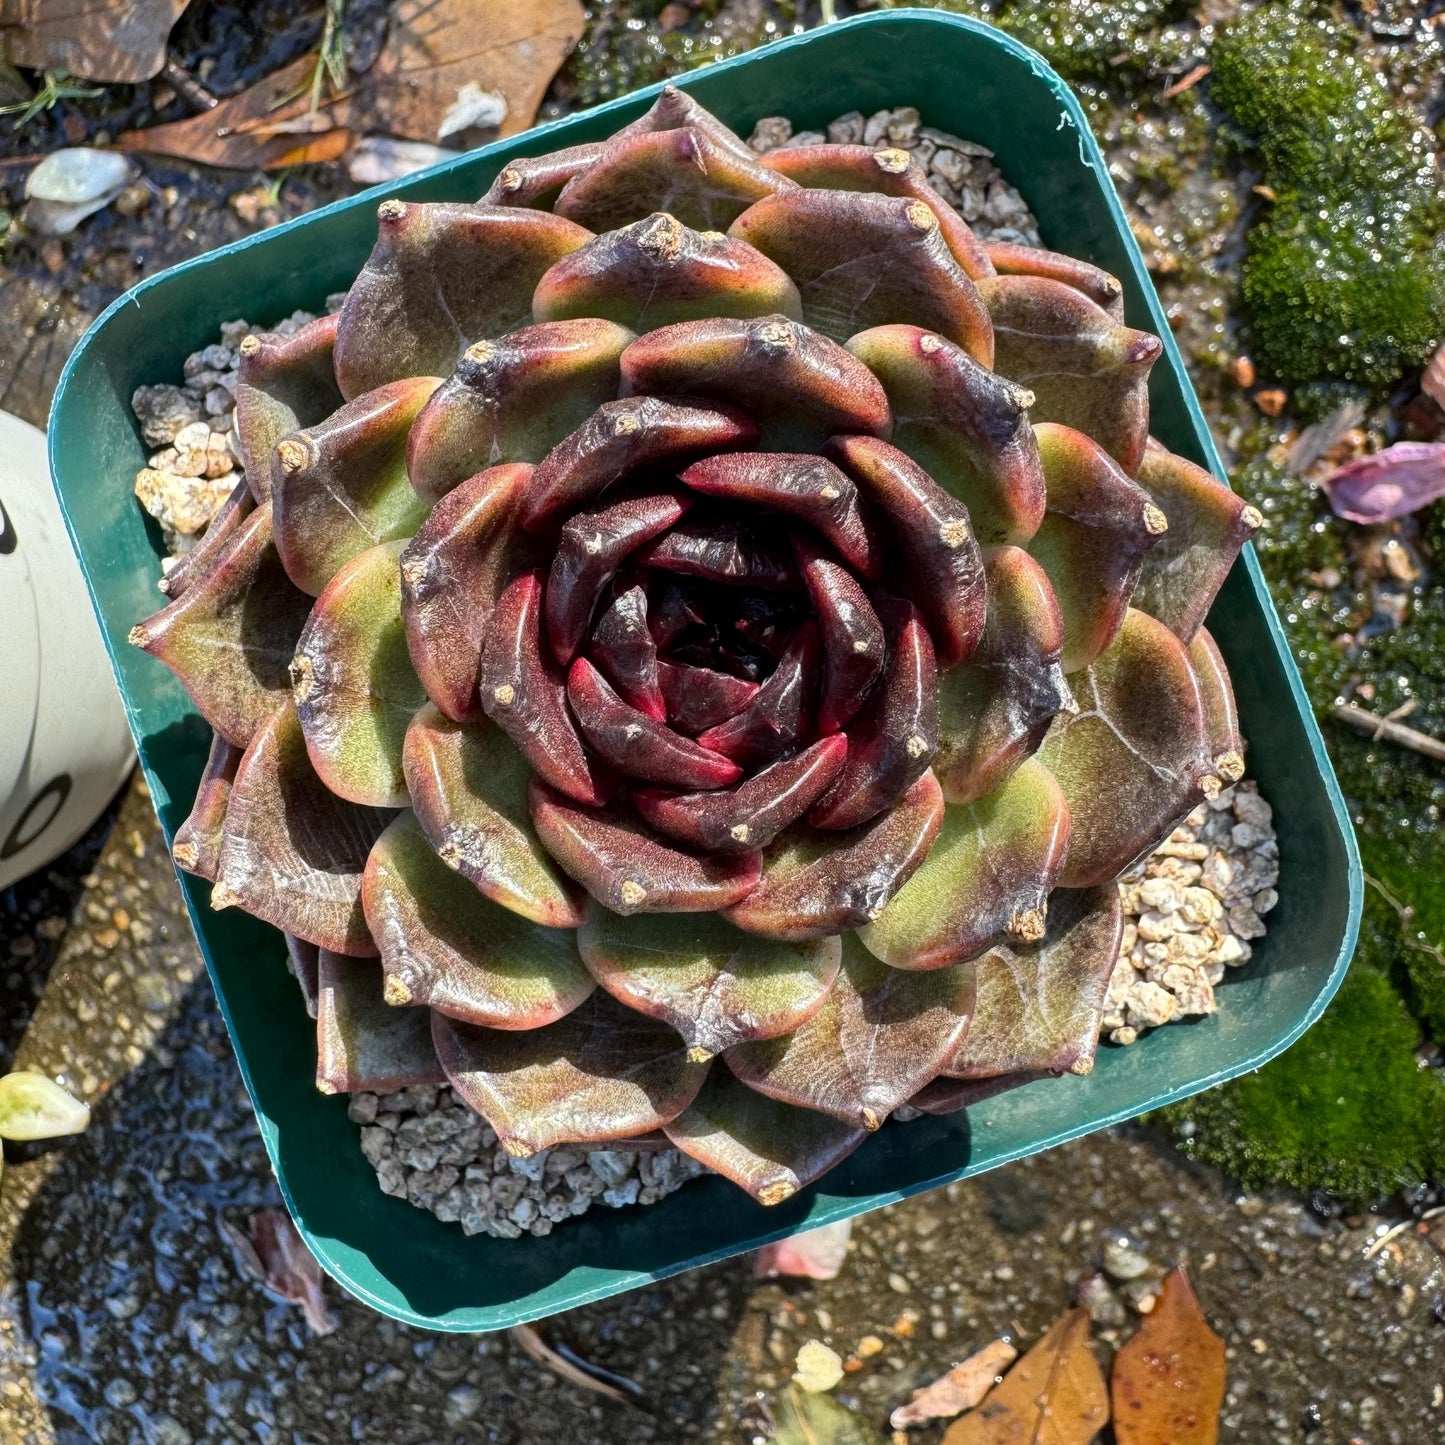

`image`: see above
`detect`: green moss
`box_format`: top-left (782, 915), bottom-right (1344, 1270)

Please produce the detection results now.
top-left (1161, 960), bottom-right (1445, 1204)
top-left (1209, 8), bottom-right (1445, 391)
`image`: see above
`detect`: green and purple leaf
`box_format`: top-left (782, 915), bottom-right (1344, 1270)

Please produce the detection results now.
top-left (533, 212), bottom-right (801, 333)
top-left (983, 241), bottom-right (1125, 319)
top-left (400, 461), bottom-right (536, 725)
top-left (314, 950), bottom-right (447, 1095)
top-left (793, 531), bottom-right (884, 734)
top-left (129, 501), bottom-right (313, 748)
top-left (333, 201), bottom-right (590, 397)
top-left (482, 140), bottom-right (604, 209)
top-left (530, 778), bottom-right (762, 914)
top-left (859, 757), bottom-right (1070, 969)
top-left (724, 771), bottom-right (944, 940)
top-left (270, 376), bottom-right (436, 597)
top-left (845, 324), bottom-right (1044, 545)
top-left (731, 189), bottom-right (993, 364)
top-left (933, 545), bottom-right (1072, 805)
top-left (1039, 608), bottom-right (1213, 887)
top-left (662, 1063), bottom-right (867, 1205)
top-left (406, 319), bottom-right (632, 503)
top-left (945, 886), bottom-right (1123, 1080)
top-left (432, 989), bottom-right (709, 1156)
top-left (214, 702), bottom-right (392, 955)
top-left (1029, 422), bottom-right (1168, 672)
top-left (291, 541), bottom-right (427, 808)
top-left (1130, 438), bottom-right (1263, 642)
top-left (171, 731), bottom-right (242, 881)
top-left (402, 704), bottom-right (586, 928)
top-left (362, 811), bottom-right (594, 1028)
top-left (979, 274), bottom-right (1162, 476)
top-left (1188, 627), bottom-right (1246, 784)
top-left (726, 935), bottom-right (975, 1130)
top-left (578, 904), bottom-right (841, 1060)
top-left (825, 434), bottom-right (986, 667)
top-left (233, 313), bottom-right (344, 499)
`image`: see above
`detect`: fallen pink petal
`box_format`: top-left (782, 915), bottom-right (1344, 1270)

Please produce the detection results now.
top-left (1319, 443), bottom-right (1445, 524)
top-left (753, 1219), bottom-right (853, 1280)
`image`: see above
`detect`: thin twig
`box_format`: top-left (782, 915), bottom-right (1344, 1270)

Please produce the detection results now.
top-left (1365, 873), bottom-right (1445, 973)
top-left (1363, 1204), bottom-right (1445, 1260)
top-left (1330, 703), bottom-right (1445, 763)
top-left (1163, 63), bottom-right (1211, 99)
top-left (162, 55), bottom-right (218, 112)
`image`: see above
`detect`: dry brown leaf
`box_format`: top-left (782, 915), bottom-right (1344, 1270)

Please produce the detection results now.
top-left (0, 0), bottom-right (190, 83)
top-left (1110, 1267), bottom-right (1225, 1445)
top-left (220, 1207), bottom-right (337, 1335)
top-left (509, 1323), bottom-right (646, 1407)
top-left (116, 0), bottom-right (584, 171)
top-left (891, 1338), bottom-right (1018, 1430)
top-left (942, 1309), bottom-right (1107, 1445)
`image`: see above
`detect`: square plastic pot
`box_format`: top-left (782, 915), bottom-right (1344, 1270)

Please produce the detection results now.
top-left (49, 8), bottom-right (1360, 1331)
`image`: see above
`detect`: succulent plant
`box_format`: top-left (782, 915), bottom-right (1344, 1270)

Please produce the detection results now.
top-left (131, 88), bottom-right (1261, 1208)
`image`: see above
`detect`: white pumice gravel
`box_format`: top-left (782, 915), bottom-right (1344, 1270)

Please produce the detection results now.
top-left (1101, 780), bottom-right (1279, 1044)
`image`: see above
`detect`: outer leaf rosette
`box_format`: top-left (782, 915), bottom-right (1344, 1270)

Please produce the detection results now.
top-left (132, 88), bottom-right (1255, 1204)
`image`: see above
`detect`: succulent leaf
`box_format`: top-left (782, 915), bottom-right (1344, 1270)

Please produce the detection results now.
top-left (271, 377), bottom-right (437, 597)
top-left (945, 886), bottom-right (1123, 1079)
top-left (402, 703), bottom-right (585, 927)
top-left (697, 622), bottom-right (819, 767)
top-left (406, 319), bottom-right (633, 503)
top-left (362, 811), bottom-right (594, 1028)
top-left (621, 315), bottom-right (892, 451)
top-left (334, 202), bottom-right (591, 397)
top-left (908, 1070), bottom-right (1047, 1115)
top-left (482, 141), bottom-right (605, 209)
top-left (479, 569), bottom-right (615, 805)
top-left (809, 599), bottom-right (939, 830)
top-left (534, 212), bottom-right (802, 332)
top-left (1187, 627), bottom-right (1246, 784)
top-left (933, 546), bottom-right (1072, 805)
top-left (234, 313), bottom-right (344, 499)
top-left (1039, 608), bottom-right (1213, 887)
top-left (825, 435), bottom-right (986, 667)
top-left (215, 702), bottom-right (392, 955)
top-left (315, 950), bottom-right (446, 1094)
top-left (285, 933), bottom-right (321, 1019)
top-left (129, 501), bottom-right (313, 748)
top-left (979, 274), bottom-right (1162, 475)
top-left (845, 324), bottom-right (1044, 545)
top-left (291, 541), bottom-right (427, 809)
top-left (680, 452), bottom-right (881, 579)
top-left (546, 489), bottom-right (691, 663)
top-left (1130, 438), bottom-right (1263, 641)
top-left (657, 659), bottom-right (759, 734)
top-left (983, 242), bottom-right (1125, 320)
top-left (567, 656), bottom-right (744, 789)
top-left (553, 127), bottom-right (795, 234)
top-left (635, 735), bottom-right (848, 854)
top-left (637, 516), bottom-right (800, 591)
top-left (730, 190), bottom-right (993, 363)
top-left (1029, 422), bottom-right (1168, 672)
top-left (760, 143), bottom-right (994, 280)
top-left (858, 757), bottom-right (1070, 969)
top-left (520, 396), bottom-right (757, 534)
top-left (172, 731), bottom-right (242, 881)
top-left (612, 85), bottom-right (762, 164)
top-left (432, 989), bottom-right (709, 1155)
top-left (157, 476), bottom-right (255, 600)
top-left (530, 778), bottom-right (762, 915)
top-left (400, 462), bottom-right (536, 725)
top-left (724, 770), bottom-right (945, 939)
top-left (591, 581), bottom-right (666, 719)
top-left (792, 532), bottom-right (885, 734)
top-left (726, 934), bottom-right (975, 1129)
top-left (578, 903), bottom-right (841, 1059)
top-left (662, 1063), bottom-right (867, 1205)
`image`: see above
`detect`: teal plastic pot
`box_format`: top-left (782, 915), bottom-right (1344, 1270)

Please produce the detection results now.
top-left (49, 8), bottom-right (1360, 1331)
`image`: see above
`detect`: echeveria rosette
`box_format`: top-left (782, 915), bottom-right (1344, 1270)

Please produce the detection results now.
top-left (130, 89), bottom-right (1261, 1207)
